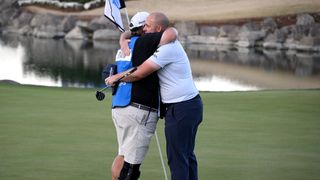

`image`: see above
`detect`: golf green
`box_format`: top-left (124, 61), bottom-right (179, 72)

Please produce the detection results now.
top-left (0, 84), bottom-right (319, 180)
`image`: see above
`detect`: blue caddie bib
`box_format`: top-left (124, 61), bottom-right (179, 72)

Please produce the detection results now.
top-left (112, 36), bottom-right (138, 108)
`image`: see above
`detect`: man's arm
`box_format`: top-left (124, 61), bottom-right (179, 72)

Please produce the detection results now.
top-left (119, 30), bottom-right (131, 56)
top-left (159, 27), bottom-right (178, 46)
top-left (105, 59), bottom-right (160, 85)
top-left (119, 28), bottom-right (178, 56)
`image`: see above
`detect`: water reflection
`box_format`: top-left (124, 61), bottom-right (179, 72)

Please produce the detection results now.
top-left (0, 34), bottom-right (320, 91)
top-left (186, 44), bottom-right (320, 90)
top-left (194, 75), bottom-right (259, 91)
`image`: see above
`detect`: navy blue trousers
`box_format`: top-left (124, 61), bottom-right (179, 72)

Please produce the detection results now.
top-left (164, 95), bottom-right (203, 180)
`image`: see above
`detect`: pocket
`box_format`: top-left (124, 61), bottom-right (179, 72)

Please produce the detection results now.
top-left (144, 113), bottom-right (158, 133)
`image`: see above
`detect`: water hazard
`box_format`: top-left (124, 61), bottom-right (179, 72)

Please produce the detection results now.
top-left (1, 34), bottom-right (320, 91)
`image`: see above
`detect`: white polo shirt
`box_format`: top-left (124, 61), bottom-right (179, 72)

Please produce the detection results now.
top-left (149, 40), bottom-right (198, 103)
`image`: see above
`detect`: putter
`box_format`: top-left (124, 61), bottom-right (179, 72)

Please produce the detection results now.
top-left (95, 67), bottom-right (137, 101)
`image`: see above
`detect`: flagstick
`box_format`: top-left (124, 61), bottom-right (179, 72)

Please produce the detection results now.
top-left (155, 131), bottom-right (169, 180)
top-left (124, 8), bottom-right (130, 28)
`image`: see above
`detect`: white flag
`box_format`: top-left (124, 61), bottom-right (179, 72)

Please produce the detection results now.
top-left (104, 0), bottom-right (126, 32)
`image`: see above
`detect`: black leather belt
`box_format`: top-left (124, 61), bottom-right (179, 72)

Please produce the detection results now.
top-left (130, 102), bottom-right (158, 112)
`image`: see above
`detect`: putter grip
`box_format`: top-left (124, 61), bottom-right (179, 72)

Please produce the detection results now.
top-left (111, 67), bottom-right (137, 95)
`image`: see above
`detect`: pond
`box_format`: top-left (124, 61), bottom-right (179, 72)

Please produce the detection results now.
top-left (1, 34), bottom-right (320, 91)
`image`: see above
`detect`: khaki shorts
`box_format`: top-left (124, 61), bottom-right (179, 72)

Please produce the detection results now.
top-left (112, 105), bottom-right (158, 164)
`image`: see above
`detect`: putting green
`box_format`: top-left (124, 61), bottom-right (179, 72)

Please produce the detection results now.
top-left (0, 84), bottom-right (319, 180)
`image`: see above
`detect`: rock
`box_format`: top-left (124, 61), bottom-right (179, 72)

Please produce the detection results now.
top-left (187, 35), bottom-right (217, 44)
top-left (296, 13), bottom-right (315, 26)
top-left (93, 29), bottom-right (120, 40)
top-left (219, 25), bottom-right (239, 41)
top-left (215, 37), bottom-right (234, 46)
top-left (261, 17), bottom-right (277, 33)
top-left (309, 23), bottom-right (320, 37)
top-left (89, 16), bottom-right (116, 31)
top-left (295, 36), bottom-right (320, 51)
top-left (241, 22), bottom-right (261, 32)
top-left (236, 32), bottom-right (266, 48)
top-left (262, 29), bottom-right (287, 49)
top-left (60, 15), bottom-right (77, 32)
top-left (18, 25), bottom-right (33, 35)
top-left (199, 26), bottom-right (219, 37)
top-left (0, 0), bottom-right (19, 27)
top-left (291, 25), bottom-right (311, 40)
top-left (33, 25), bottom-right (65, 39)
top-left (174, 21), bottom-right (199, 36)
top-left (30, 13), bottom-right (61, 28)
top-left (283, 38), bottom-right (295, 49)
top-left (12, 11), bottom-right (34, 28)
top-left (236, 40), bottom-right (252, 48)
top-left (263, 41), bottom-right (284, 49)
top-left (65, 26), bottom-right (92, 40)
top-left (236, 22), bottom-right (266, 47)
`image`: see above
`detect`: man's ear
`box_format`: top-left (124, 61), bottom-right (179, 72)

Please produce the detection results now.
top-left (156, 25), bottom-right (162, 32)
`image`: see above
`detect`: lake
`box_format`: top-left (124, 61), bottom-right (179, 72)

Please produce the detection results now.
top-left (1, 33), bottom-right (320, 91)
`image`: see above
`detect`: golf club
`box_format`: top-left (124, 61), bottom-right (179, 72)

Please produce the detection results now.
top-left (95, 67), bottom-right (137, 101)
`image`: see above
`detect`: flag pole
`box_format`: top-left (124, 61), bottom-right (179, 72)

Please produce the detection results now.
top-left (155, 131), bottom-right (169, 180)
top-left (124, 8), bottom-right (130, 28)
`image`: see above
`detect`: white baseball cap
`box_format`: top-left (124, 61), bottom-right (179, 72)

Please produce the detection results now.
top-left (129, 12), bottom-right (150, 30)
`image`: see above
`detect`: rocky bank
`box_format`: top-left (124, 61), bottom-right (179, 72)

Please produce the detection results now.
top-left (1, 0), bottom-right (320, 52)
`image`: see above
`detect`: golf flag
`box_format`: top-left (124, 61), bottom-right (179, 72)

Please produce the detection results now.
top-left (104, 0), bottom-right (126, 32)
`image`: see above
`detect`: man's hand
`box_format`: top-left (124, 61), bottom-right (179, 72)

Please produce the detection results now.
top-left (105, 73), bottom-right (123, 86)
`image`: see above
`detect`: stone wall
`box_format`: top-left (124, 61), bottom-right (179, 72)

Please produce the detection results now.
top-left (175, 13), bottom-right (320, 52)
top-left (1, 7), bottom-right (121, 40)
top-left (1, 1), bottom-right (320, 52)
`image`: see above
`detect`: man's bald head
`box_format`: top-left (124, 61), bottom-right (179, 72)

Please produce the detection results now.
top-left (143, 12), bottom-right (170, 33)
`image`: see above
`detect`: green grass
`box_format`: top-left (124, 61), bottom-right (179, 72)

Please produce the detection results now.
top-left (0, 84), bottom-right (320, 180)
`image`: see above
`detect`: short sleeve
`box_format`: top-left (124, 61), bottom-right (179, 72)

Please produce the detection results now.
top-left (149, 43), bottom-right (173, 68)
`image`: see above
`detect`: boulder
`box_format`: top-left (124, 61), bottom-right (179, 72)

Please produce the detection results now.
top-left (261, 17), bottom-right (277, 33)
top-left (236, 22), bottom-right (266, 47)
top-left (215, 37), bottom-right (234, 46)
top-left (262, 29), bottom-right (287, 49)
top-left (199, 26), bottom-right (219, 37)
top-left (18, 25), bottom-right (33, 35)
top-left (93, 29), bottom-right (120, 40)
top-left (33, 25), bottom-right (65, 39)
top-left (241, 22), bottom-right (261, 32)
top-left (30, 13), bottom-right (61, 28)
top-left (296, 13), bottom-right (315, 26)
top-left (89, 16), bottom-right (116, 31)
top-left (0, 0), bottom-right (19, 27)
top-left (60, 15), bottom-right (77, 32)
top-left (295, 36), bottom-right (320, 51)
top-left (174, 21), bottom-right (199, 36)
top-left (219, 25), bottom-right (239, 41)
top-left (187, 35), bottom-right (217, 44)
top-left (12, 11), bottom-right (34, 28)
top-left (283, 38), bottom-right (297, 50)
top-left (65, 26), bottom-right (93, 40)
top-left (308, 23), bottom-right (320, 37)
